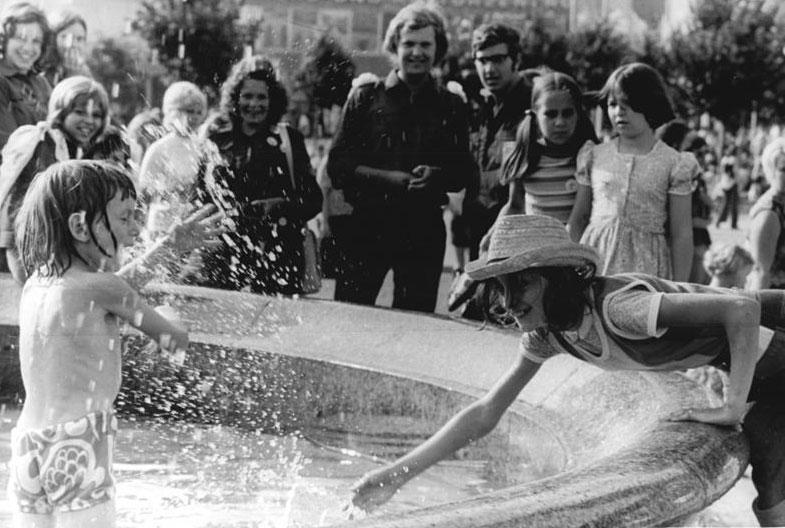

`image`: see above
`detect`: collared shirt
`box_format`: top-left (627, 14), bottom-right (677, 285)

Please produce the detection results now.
top-left (468, 74), bottom-right (531, 208)
top-left (327, 70), bottom-right (474, 217)
top-left (0, 61), bottom-right (51, 150)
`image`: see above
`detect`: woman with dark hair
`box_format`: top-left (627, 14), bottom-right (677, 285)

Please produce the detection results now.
top-left (198, 55), bottom-right (322, 295)
top-left (41, 10), bottom-right (91, 87)
top-left (0, 1), bottom-right (52, 150)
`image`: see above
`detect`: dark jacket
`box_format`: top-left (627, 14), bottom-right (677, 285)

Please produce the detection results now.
top-left (198, 122), bottom-right (322, 295)
top-left (327, 70), bottom-right (474, 219)
top-left (0, 62), bottom-right (51, 152)
top-left (468, 74), bottom-right (532, 208)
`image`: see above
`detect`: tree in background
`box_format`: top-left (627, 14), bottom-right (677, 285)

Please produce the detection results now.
top-left (660, 0), bottom-right (785, 128)
top-left (566, 20), bottom-right (637, 93)
top-left (518, 17), bottom-right (570, 74)
top-left (133, 0), bottom-right (260, 95)
top-left (87, 38), bottom-right (146, 124)
top-left (294, 34), bottom-right (355, 136)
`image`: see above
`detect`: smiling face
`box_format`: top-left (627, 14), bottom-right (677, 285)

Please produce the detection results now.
top-left (4, 21), bottom-right (44, 72)
top-left (495, 270), bottom-right (548, 332)
top-left (237, 78), bottom-right (269, 132)
top-left (474, 43), bottom-right (514, 96)
top-left (535, 90), bottom-right (578, 146)
top-left (61, 94), bottom-right (105, 146)
top-left (395, 25), bottom-right (437, 82)
top-left (607, 91), bottom-right (651, 139)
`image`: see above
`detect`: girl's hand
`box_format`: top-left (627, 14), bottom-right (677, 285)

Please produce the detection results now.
top-left (351, 467), bottom-right (405, 512)
top-left (670, 403), bottom-right (754, 427)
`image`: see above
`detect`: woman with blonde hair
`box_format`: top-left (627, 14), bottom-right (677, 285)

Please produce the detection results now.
top-left (0, 75), bottom-right (109, 280)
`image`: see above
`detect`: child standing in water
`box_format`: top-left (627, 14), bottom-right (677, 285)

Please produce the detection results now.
top-left (353, 214), bottom-right (785, 526)
top-left (9, 160), bottom-right (191, 527)
top-left (568, 63), bottom-right (697, 281)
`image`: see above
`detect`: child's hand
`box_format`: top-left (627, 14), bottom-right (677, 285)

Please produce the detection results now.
top-left (670, 402), bottom-right (754, 427)
top-left (350, 467), bottom-right (404, 513)
top-left (168, 204), bottom-right (226, 254)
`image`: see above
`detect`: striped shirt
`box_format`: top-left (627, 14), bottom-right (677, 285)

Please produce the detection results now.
top-left (522, 152), bottom-right (579, 224)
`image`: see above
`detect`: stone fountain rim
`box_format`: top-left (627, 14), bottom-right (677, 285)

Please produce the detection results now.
top-left (141, 282), bottom-right (750, 528)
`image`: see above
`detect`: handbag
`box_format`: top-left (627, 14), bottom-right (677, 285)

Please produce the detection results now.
top-left (279, 124), bottom-right (322, 294)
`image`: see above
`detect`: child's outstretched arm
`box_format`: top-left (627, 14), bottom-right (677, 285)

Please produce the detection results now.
top-left (92, 273), bottom-right (189, 353)
top-left (119, 204), bottom-right (224, 290)
top-left (659, 293), bottom-right (759, 425)
top-left (351, 355), bottom-right (542, 512)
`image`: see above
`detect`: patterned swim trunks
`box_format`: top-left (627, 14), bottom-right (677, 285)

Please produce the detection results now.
top-left (8, 410), bottom-right (117, 514)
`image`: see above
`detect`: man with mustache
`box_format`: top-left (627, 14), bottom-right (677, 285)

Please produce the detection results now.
top-left (327, 1), bottom-right (474, 313)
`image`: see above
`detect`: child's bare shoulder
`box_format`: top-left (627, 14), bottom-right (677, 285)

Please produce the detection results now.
top-left (61, 270), bottom-right (138, 308)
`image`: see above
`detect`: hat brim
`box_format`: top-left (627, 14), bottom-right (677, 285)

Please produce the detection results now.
top-left (465, 242), bottom-right (599, 281)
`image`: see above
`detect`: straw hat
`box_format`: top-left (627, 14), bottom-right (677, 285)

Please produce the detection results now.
top-left (466, 215), bottom-right (599, 281)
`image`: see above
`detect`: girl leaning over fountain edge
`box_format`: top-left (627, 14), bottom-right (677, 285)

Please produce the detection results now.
top-left (350, 213), bottom-right (785, 527)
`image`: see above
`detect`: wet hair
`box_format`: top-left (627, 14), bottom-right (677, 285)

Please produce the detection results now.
top-left (383, 1), bottom-right (449, 65)
top-left (15, 160), bottom-right (137, 278)
top-left (219, 55), bottom-right (287, 128)
top-left (703, 244), bottom-right (753, 279)
top-left (500, 71), bottom-right (598, 185)
top-left (162, 81), bottom-right (207, 127)
top-left (48, 75), bottom-right (110, 141)
top-left (471, 23), bottom-right (521, 65)
top-left (481, 265), bottom-right (596, 332)
top-left (0, 2), bottom-right (50, 70)
top-left (599, 62), bottom-right (675, 130)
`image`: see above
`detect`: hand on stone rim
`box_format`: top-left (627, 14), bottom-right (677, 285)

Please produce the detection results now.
top-left (669, 402), bottom-right (754, 427)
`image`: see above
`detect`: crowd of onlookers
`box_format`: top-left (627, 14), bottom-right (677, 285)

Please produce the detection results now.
top-left (3, 0), bottom-right (785, 311)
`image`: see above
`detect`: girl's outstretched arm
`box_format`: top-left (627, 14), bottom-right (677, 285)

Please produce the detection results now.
top-left (659, 292), bottom-right (759, 425)
top-left (667, 193), bottom-right (693, 282)
top-left (747, 210), bottom-right (780, 290)
top-left (566, 183), bottom-right (592, 242)
top-left (351, 355), bottom-right (542, 512)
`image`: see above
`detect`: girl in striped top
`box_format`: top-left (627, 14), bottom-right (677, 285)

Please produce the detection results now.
top-left (496, 71), bottom-right (598, 224)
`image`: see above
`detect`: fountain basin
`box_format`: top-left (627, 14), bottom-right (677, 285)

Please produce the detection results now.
top-left (0, 275), bottom-right (749, 526)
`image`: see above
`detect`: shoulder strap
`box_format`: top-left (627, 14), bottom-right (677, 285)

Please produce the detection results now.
top-left (278, 124), bottom-right (296, 191)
